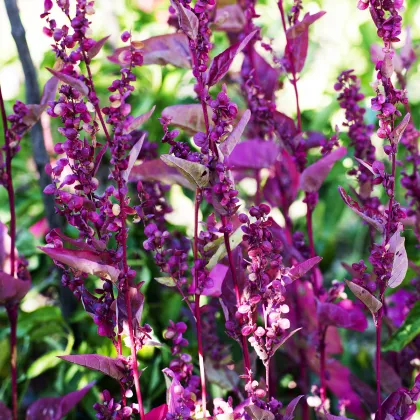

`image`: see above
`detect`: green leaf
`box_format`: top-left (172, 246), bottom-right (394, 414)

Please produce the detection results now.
top-left (206, 227), bottom-right (243, 270)
top-left (27, 350), bottom-right (64, 379)
top-left (154, 277), bottom-right (176, 287)
top-left (383, 301), bottom-right (420, 352)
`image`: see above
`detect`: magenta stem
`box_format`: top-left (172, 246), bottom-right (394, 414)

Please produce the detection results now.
top-left (277, 0), bottom-right (302, 132)
top-left (193, 188), bottom-right (207, 416)
top-left (319, 326), bottom-right (327, 408)
top-left (117, 178), bottom-right (144, 420)
top-left (1, 86), bottom-right (19, 420)
top-left (221, 215), bottom-right (251, 373)
top-left (375, 309), bottom-right (383, 419)
top-left (6, 305), bottom-right (18, 420)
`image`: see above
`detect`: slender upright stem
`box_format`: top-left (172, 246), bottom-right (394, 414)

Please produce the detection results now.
top-left (221, 215), bottom-right (251, 373)
top-left (81, 51), bottom-right (113, 176)
top-left (6, 305), bottom-right (18, 420)
top-left (0, 86), bottom-right (16, 277)
top-left (255, 169), bottom-right (261, 205)
top-left (375, 309), bottom-right (383, 419)
top-left (306, 203), bottom-right (316, 260)
top-left (117, 180), bottom-right (144, 420)
top-left (193, 188), bottom-right (207, 416)
top-left (1, 86), bottom-right (19, 420)
top-left (277, 0), bottom-right (302, 132)
top-left (319, 326), bottom-right (327, 407)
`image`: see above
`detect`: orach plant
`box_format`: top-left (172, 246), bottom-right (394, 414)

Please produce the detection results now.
top-left (0, 0), bottom-right (419, 419)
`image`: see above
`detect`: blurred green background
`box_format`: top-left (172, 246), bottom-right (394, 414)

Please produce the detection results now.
top-left (0, 0), bottom-right (419, 418)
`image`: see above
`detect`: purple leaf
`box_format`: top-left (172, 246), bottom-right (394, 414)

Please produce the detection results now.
top-left (108, 34), bottom-right (191, 68)
top-left (388, 225), bottom-right (408, 288)
top-left (38, 246), bottom-right (120, 282)
top-left (25, 382), bottom-right (94, 420)
top-left (244, 405), bottom-right (275, 420)
top-left (40, 76), bottom-right (59, 105)
top-left (214, 4), bottom-right (246, 33)
top-left (86, 35), bottom-right (110, 61)
top-left (128, 159), bottom-right (194, 189)
top-left (163, 369), bottom-right (190, 417)
top-left (273, 111), bottom-right (297, 144)
top-left (379, 359), bottom-right (403, 395)
top-left (207, 30), bottom-right (258, 87)
top-left (338, 186), bottom-right (386, 233)
top-left (283, 11), bottom-right (326, 73)
top-left (289, 256), bottom-right (322, 280)
top-left (0, 401), bottom-right (12, 420)
top-left (116, 286), bottom-right (144, 341)
top-left (123, 105), bottom-right (156, 134)
top-left (161, 104), bottom-right (213, 134)
top-left (46, 68), bottom-right (89, 96)
top-left (227, 139), bottom-right (279, 169)
top-left (242, 50), bottom-right (281, 101)
top-left (345, 280), bottom-right (382, 314)
top-left (325, 415), bottom-right (354, 420)
top-left (317, 299), bottom-right (368, 332)
top-left (389, 113), bottom-right (411, 145)
top-left (160, 154), bottom-right (209, 188)
top-left (378, 374), bottom-right (420, 420)
top-left (58, 354), bottom-right (127, 381)
top-left (171, 0), bottom-right (199, 40)
top-left (145, 404), bottom-right (168, 420)
top-left (0, 272), bottom-right (31, 306)
top-left (300, 147), bottom-right (347, 192)
top-left (219, 109), bottom-right (251, 156)
top-left (283, 395), bottom-right (304, 420)
top-left (306, 349), bottom-right (364, 417)
top-left (203, 264), bottom-right (228, 297)
top-left (122, 133), bottom-right (146, 182)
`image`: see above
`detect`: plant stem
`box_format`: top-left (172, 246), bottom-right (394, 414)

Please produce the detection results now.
top-left (306, 203), bottom-right (316, 259)
top-left (1, 86), bottom-right (19, 420)
top-left (319, 326), bottom-right (327, 407)
top-left (193, 188), bottom-right (207, 416)
top-left (255, 169), bottom-right (261, 205)
top-left (375, 309), bottom-right (383, 419)
top-left (221, 215), bottom-right (251, 373)
top-left (0, 86), bottom-right (16, 277)
top-left (81, 51), bottom-right (113, 176)
top-left (117, 178), bottom-right (144, 420)
top-left (6, 305), bottom-right (18, 420)
top-left (277, 0), bottom-right (302, 133)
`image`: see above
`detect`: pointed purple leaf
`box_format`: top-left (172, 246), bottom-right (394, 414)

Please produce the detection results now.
top-left (122, 133), bottom-right (146, 182)
top-left (289, 256), bottom-right (322, 280)
top-left (284, 11), bottom-right (326, 73)
top-left (283, 395), bottom-right (304, 420)
top-left (123, 106), bottom-right (156, 134)
top-left (46, 68), bottom-right (89, 96)
top-left (388, 225), bottom-right (408, 288)
top-left (203, 264), bottom-right (228, 297)
top-left (171, 0), bottom-right (199, 40)
top-left (41, 76), bottom-right (59, 105)
top-left (145, 404), bottom-right (168, 420)
top-left (161, 104), bottom-right (213, 134)
top-left (87, 35), bottom-right (110, 61)
top-left (0, 272), bottom-right (31, 306)
top-left (219, 109), bottom-right (251, 156)
top-left (300, 147), bottom-right (347, 192)
top-left (25, 382), bottom-right (94, 420)
top-left (317, 299), bottom-right (368, 332)
top-left (338, 186), bottom-right (386, 233)
top-left (58, 354), bottom-right (127, 381)
top-left (207, 30), bottom-right (258, 87)
top-left (128, 159), bottom-right (194, 189)
top-left (227, 139), bottom-right (279, 169)
top-left (39, 246), bottom-right (120, 282)
top-left (108, 34), bottom-right (191, 68)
